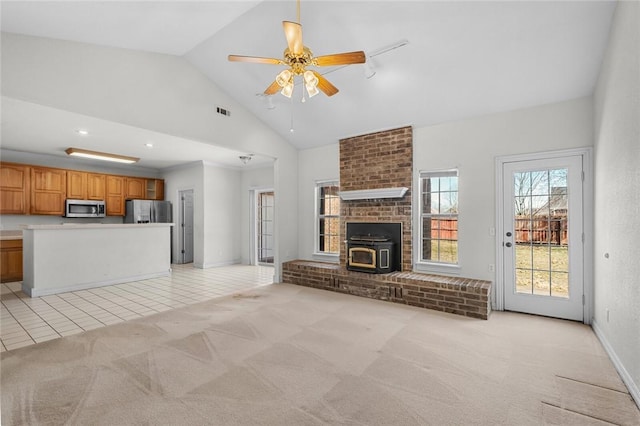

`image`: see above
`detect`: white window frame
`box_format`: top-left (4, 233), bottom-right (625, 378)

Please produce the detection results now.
top-left (414, 169), bottom-right (461, 274)
top-left (314, 180), bottom-right (340, 259)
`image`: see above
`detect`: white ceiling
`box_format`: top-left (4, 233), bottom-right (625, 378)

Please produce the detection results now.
top-left (0, 1), bottom-right (617, 169)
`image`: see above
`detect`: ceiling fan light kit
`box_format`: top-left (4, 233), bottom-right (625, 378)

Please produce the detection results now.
top-left (228, 0), bottom-right (365, 100)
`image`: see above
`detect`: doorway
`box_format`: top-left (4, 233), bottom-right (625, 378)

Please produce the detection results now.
top-left (497, 150), bottom-right (591, 322)
top-left (178, 189), bottom-right (194, 264)
top-left (256, 190), bottom-right (274, 265)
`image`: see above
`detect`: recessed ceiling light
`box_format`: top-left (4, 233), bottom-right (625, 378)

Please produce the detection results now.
top-left (145, 143), bottom-right (154, 148)
top-left (76, 129), bottom-right (89, 136)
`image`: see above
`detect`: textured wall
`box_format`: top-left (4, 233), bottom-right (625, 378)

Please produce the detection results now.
top-left (593, 0), bottom-right (640, 404)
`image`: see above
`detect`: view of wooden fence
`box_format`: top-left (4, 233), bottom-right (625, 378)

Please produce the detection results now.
top-left (425, 216), bottom-right (568, 246)
top-left (514, 215), bottom-right (568, 245)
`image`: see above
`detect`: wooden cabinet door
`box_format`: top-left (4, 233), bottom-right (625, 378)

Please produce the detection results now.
top-left (145, 179), bottom-right (165, 200)
top-left (0, 239), bottom-right (23, 283)
top-left (125, 177), bottom-right (145, 200)
top-left (106, 175), bottom-right (125, 216)
top-left (0, 163), bottom-right (30, 214)
top-left (66, 170), bottom-right (87, 199)
top-left (87, 173), bottom-right (106, 200)
top-left (31, 167), bottom-right (66, 215)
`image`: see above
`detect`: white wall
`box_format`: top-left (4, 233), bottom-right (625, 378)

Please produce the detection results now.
top-left (297, 98), bottom-right (593, 282)
top-left (414, 97), bottom-right (593, 282)
top-left (297, 144), bottom-right (340, 262)
top-left (2, 33), bottom-right (299, 279)
top-left (162, 162), bottom-right (204, 265)
top-left (239, 165), bottom-right (275, 265)
top-left (592, 1), bottom-right (640, 405)
top-left (201, 162), bottom-right (242, 268)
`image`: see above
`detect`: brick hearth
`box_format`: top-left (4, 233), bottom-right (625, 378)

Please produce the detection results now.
top-left (282, 260), bottom-right (491, 320)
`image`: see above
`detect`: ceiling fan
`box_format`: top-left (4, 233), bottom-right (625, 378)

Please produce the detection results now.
top-left (228, 0), bottom-right (366, 99)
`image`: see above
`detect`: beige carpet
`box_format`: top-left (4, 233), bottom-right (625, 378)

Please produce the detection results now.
top-left (1, 283), bottom-right (639, 425)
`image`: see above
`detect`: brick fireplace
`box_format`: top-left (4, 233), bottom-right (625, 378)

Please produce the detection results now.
top-left (339, 126), bottom-right (413, 271)
top-left (283, 126), bottom-right (492, 319)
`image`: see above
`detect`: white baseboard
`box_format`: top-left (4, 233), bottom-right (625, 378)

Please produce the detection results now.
top-left (592, 319), bottom-right (640, 409)
top-left (23, 270), bottom-right (171, 297)
top-left (197, 259), bottom-right (241, 269)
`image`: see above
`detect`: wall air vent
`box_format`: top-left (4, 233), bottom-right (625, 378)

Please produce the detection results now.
top-left (216, 107), bottom-right (231, 117)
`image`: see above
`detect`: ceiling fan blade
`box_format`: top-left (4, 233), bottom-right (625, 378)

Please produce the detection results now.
top-left (264, 80), bottom-right (281, 95)
top-left (315, 51), bottom-right (366, 66)
top-left (283, 21), bottom-right (303, 55)
top-left (312, 71), bottom-right (339, 97)
top-left (228, 55), bottom-right (282, 65)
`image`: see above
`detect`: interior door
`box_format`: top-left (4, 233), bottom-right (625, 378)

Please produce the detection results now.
top-left (179, 189), bottom-right (194, 264)
top-left (502, 155), bottom-right (584, 321)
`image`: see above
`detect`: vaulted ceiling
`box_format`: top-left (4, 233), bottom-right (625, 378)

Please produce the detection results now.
top-left (0, 1), bottom-right (617, 169)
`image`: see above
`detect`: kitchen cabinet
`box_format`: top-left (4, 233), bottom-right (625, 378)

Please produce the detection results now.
top-left (87, 173), bottom-right (106, 200)
top-left (0, 162), bottom-right (30, 214)
top-left (0, 238), bottom-right (23, 283)
top-left (66, 170), bottom-right (87, 199)
top-left (145, 179), bottom-right (164, 200)
top-left (30, 166), bottom-right (66, 215)
top-left (1, 161), bottom-right (161, 215)
top-left (106, 175), bottom-right (125, 216)
top-left (66, 171), bottom-right (106, 201)
top-left (125, 177), bottom-right (145, 200)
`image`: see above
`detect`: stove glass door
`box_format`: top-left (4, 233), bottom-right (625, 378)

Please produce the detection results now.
top-left (349, 247), bottom-right (376, 269)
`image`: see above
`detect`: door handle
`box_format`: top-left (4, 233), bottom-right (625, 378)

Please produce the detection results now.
top-left (506, 232), bottom-right (512, 237)
top-left (505, 242), bottom-right (512, 248)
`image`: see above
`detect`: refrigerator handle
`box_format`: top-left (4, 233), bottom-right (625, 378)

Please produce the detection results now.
top-left (151, 203), bottom-right (155, 223)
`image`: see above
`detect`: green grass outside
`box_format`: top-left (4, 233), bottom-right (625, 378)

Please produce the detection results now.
top-left (424, 241), bottom-right (569, 297)
top-left (515, 244), bottom-right (569, 297)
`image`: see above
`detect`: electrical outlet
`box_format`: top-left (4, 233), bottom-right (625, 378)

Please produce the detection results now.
top-left (488, 264), bottom-right (495, 272)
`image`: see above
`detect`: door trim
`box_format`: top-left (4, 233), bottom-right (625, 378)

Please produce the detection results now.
top-left (251, 187), bottom-right (274, 266)
top-left (494, 147), bottom-right (593, 324)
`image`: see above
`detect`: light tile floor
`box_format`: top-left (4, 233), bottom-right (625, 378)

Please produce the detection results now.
top-left (0, 263), bottom-right (274, 352)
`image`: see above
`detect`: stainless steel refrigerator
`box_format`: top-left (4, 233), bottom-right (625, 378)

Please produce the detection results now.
top-left (124, 200), bottom-right (172, 224)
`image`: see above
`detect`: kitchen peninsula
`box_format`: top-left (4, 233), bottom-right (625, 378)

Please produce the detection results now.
top-left (21, 223), bottom-right (172, 297)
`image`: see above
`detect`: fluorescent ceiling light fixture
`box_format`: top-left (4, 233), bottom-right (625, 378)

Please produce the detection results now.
top-left (65, 147), bottom-right (139, 164)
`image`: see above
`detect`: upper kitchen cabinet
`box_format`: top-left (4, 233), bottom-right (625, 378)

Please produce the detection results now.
top-left (0, 162), bottom-right (30, 214)
top-left (66, 170), bottom-right (87, 199)
top-left (87, 173), bottom-right (106, 200)
top-left (106, 175), bottom-right (125, 216)
top-left (125, 177), bottom-right (145, 200)
top-left (145, 179), bottom-right (164, 200)
top-left (67, 171), bottom-right (106, 201)
top-left (30, 166), bottom-right (66, 215)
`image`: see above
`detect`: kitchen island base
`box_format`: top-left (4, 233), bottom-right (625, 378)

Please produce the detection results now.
top-left (21, 223), bottom-right (173, 297)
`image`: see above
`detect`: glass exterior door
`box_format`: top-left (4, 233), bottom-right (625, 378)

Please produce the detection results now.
top-left (503, 155), bottom-right (584, 321)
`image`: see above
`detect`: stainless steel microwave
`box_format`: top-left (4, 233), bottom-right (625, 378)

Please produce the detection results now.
top-left (65, 199), bottom-right (106, 218)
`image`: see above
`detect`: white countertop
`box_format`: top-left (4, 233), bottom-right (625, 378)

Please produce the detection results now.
top-left (20, 223), bottom-right (174, 230)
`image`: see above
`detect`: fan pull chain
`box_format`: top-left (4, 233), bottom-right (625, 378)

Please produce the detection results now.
top-left (290, 95), bottom-right (295, 133)
top-left (296, 0), bottom-right (300, 23)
